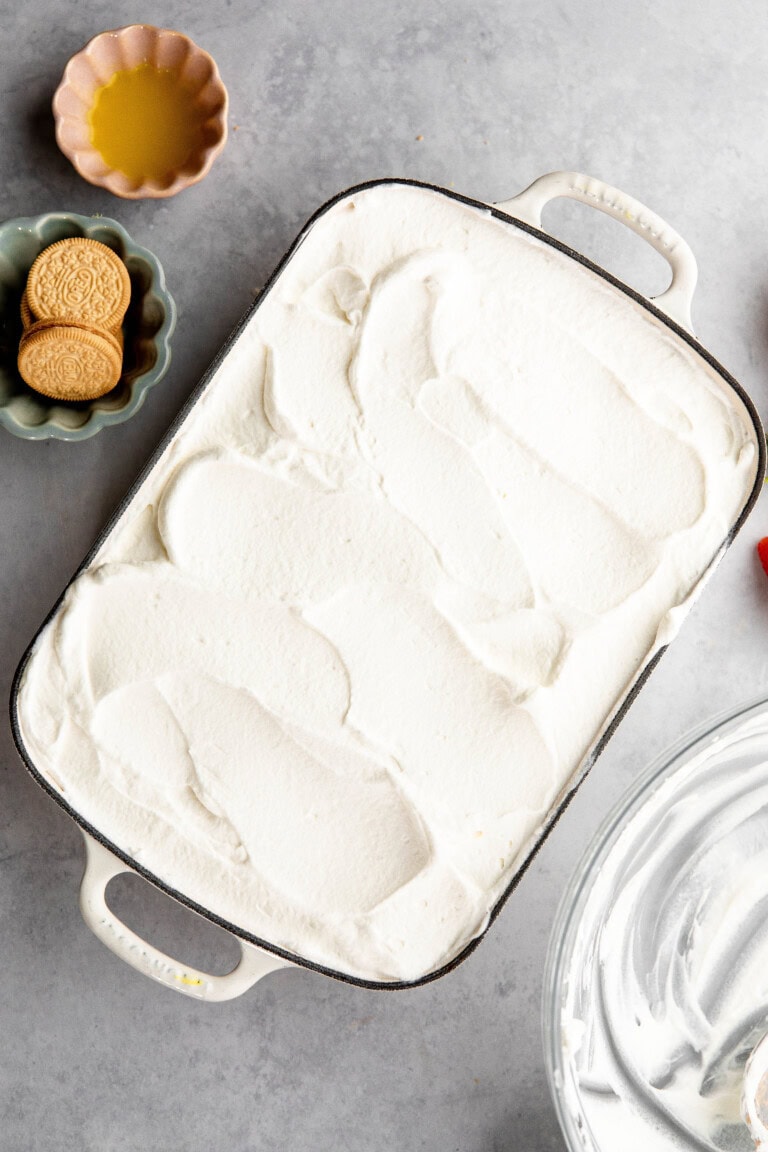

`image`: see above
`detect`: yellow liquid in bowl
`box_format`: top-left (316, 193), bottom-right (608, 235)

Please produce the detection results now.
top-left (88, 63), bottom-right (210, 184)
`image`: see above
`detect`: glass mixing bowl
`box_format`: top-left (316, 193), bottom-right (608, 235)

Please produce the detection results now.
top-left (543, 697), bottom-right (768, 1152)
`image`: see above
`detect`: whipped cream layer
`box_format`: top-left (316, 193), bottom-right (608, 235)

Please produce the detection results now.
top-left (16, 183), bottom-right (760, 982)
top-left (558, 708), bottom-right (768, 1152)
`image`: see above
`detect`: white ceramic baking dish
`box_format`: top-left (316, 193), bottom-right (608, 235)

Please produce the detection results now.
top-left (10, 171), bottom-right (765, 999)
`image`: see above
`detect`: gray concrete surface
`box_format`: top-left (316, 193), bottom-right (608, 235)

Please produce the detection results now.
top-left (1, 1), bottom-right (768, 1149)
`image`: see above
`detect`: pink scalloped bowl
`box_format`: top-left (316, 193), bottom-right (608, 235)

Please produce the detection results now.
top-left (52, 25), bottom-right (228, 199)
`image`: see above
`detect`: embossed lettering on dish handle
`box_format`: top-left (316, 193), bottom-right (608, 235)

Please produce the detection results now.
top-left (79, 833), bottom-right (292, 1001)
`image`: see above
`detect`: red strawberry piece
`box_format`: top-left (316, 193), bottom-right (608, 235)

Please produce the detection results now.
top-left (758, 538), bottom-right (768, 578)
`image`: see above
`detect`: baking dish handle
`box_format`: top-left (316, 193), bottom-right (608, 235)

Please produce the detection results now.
top-left (495, 171), bottom-right (698, 333)
top-left (79, 834), bottom-right (291, 1001)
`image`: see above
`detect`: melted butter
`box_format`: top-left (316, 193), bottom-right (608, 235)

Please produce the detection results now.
top-left (88, 63), bottom-right (208, 184)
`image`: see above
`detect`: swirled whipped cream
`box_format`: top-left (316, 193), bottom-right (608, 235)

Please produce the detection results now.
top-left (16, 183), bottom-right (760, 982)
top-left (558, 706), bottom-right (768, 1152)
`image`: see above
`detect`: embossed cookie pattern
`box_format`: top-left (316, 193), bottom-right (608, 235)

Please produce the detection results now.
top-left (27, 238), bottom-right (131, 330)
top-left (18, 326), bottom-right (122, 401)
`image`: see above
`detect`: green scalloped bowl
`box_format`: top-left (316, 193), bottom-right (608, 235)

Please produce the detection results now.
top-left (0, 212), bottom-right (175, 440)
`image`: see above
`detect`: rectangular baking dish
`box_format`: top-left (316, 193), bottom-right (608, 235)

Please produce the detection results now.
top-left (10, 171), bottom-right (766, 999)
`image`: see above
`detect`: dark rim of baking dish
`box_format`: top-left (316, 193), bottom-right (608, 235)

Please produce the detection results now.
top-left (8, 178), bottom-right (767, 992)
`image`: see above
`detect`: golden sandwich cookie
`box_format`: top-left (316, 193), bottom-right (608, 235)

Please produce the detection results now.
top-left (18, 323), bottom-right (123, 401)
top-left (26, 237), bottom-right (131, 331)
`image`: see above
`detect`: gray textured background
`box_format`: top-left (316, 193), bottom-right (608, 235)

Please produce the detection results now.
top-left (2, 2), bottom-right (768, 1149)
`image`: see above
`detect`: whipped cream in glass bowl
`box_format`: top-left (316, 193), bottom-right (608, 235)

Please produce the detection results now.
top-left (11, 177), bottom-right (764, 993)
top-left (545, 698), bottom-right (768, 1152)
